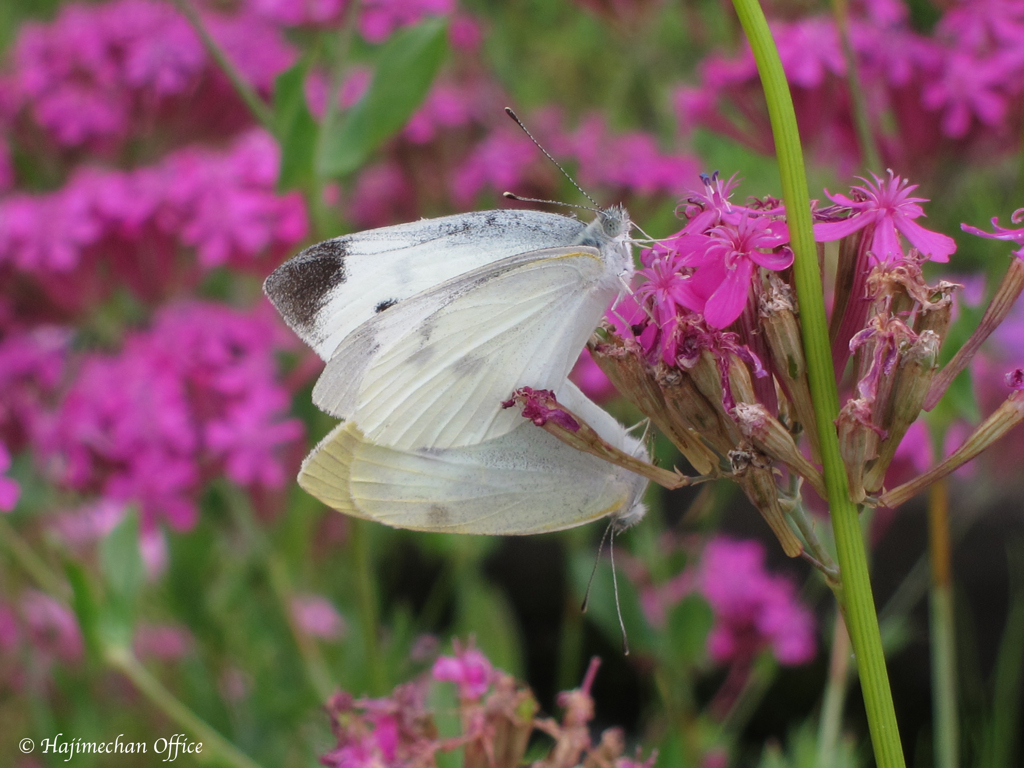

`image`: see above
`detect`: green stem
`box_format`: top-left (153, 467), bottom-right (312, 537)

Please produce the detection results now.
top-left (350, 518), bottom-right (386, 695)
top-left (727, 2), bottom-right (905, 766)
top-left (788, 499), bottom-right (841, 585)
top-left (105, 646), bottom-right (264, 768)
top-left (928, 481), bottom-right (959, 768)
top-left (828, 0), bottom-right (882, 172)
top-left (221, 484), bottom-right (336, 702)
top-left (817, 610), bottom-right (852, 766)
top-left (171, 0), bottom-right (275, 130)
top-left (0, 516), bottom-right (69, 599)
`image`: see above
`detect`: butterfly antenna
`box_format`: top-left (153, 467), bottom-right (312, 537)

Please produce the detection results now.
top-left (581, 520), bottom-right (615, 613)
top-left (505, 107), bottom-right (600, 208)
top-left (610, 530), bottom-right (630, 656)
top-left (502, 191), bottom-right (594, 214)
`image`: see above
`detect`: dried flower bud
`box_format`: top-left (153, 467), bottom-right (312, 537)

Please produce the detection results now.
top-left (502, 387), bottom-right (690, 490)
top-left (475, 674), bottom-right (538, 768)
top-left (729, 446), bottom-right (804, 557)
top-left (655, 363), bottom-right (734, 459)
top-left (733, 402), bottom-right (826, 498)
top-left (863, 330), bottom-right (939, 493)
top-left (759, 276), bottom-right (820, 457)
top-left (590, 338), bottom-right (719, 474)
top-left (881, 372), bottom-right (1024, 507)
top-left (837, 398), bottom-right (883, 504)
top-left (925, 256), bottom-right (1024, 410)
top-left (912, 281), bottom-right (959, 341)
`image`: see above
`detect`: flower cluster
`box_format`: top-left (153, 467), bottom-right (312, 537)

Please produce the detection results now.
top-left (676, 0), bottom-right (1024, 176)
top-left (34, 302), bottom-right (302, 531)
top-left (1, 0), bottom-right (294, 152)
top-left (0, 129), bottom-right (307, 313)
top-left (586, 170), bottom-right (1024, 560)
top-left (642, 536), bottom-right (816, 667)
top-left (322, 645), bottom-right (655, 768)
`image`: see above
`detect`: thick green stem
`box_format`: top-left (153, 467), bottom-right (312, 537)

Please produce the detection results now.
top-left (727, 2), bottom-right (905, 765)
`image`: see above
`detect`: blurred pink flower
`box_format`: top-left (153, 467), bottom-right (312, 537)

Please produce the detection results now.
top-left (21, 591), bottom-right (83, 664)
top-left (452, 130), bottom-right (538, 205)
top-left (250, 0), bottom-right (347, 27)
top-left (570, 348), bottom-right (618, 403)
top-left (403, 82), bottom-right (476, 144)
top-left (0, 440), bottom-right (19, 512)
top-left (697, 537), bottom-right (816, 666)
top-left (38, 302), bottom-right (302, 531)
top-left (0, 130), bottom-right (307, 309)
top-left (291, 594), bottom-right (346, 641)
top-left (448, 15), bottom-right (483, 51)
top-left (358, 0), bottom-right (455, 43)
top-left (432, 643), bottom-right (494, 699)
top-left (51, 500), bottom-right (127, 545)
top-left (922, 51), bottom-right (1012, 138)
top-left (133, 623), bottom-right (193, 660)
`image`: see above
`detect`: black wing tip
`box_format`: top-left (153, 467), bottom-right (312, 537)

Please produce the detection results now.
top-left (264, 239), bottom-right (349, 333)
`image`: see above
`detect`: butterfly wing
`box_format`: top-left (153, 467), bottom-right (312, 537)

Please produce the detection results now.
top-left (312, 244), bottom-right (626, 451)
top-left (263, 210), bottom-right (587, 359)
top-left (298, 383), bottom-right (648, 535)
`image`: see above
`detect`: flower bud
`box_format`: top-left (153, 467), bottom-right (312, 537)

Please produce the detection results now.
top-left (836, 398), bottom-right (883, 504)
top-left (733, 402), bottom-right (826, 498)
top-left (881, 372), bottom-right (1024, 507)
top-left (863, 330), bottom-right (939, 493)
top-left (729, 446), bottom-right (804, 557)
top-left (590, 338), bottom-right (718, 474)
top-left (502, 387), bottom-right (689, 490)
top-left (759, 276), bottom-right (820, 457)
top-left (654, 364), bottom-right (734, 461)
top-left (925, 256), bottom-right (1024, 410)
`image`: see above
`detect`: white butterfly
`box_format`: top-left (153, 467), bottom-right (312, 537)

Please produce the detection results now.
top-left (297, 381), bottom-right (648, 535)
top-left (264, 206), bottom-right (633, 451)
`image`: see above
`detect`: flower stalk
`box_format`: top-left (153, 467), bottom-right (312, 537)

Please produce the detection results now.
top-left (728, 0), bottom-right (906, 765)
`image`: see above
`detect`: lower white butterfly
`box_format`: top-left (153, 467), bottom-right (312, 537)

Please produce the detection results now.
top-left (297, 382), bottom-right (648, 534)
top-left (264, 206), bottom-right (633, 451)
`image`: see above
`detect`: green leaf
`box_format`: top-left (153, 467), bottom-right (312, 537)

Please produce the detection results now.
top-left (273, 58), bottom-right (319, 192)
top-left (65, 560), bottom-right (101, 659)
top-left (453, 579), bottom-right (523, 677)
top-left (98, 511), bottom-right (143, 648)
top-left (664, 593), bottom-right (713, 664)
top-left (317, 18), bottom-right (448, 177)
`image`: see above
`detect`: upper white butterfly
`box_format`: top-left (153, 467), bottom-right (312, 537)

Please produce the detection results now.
top-left (264, 206), bottom-right (633, 451)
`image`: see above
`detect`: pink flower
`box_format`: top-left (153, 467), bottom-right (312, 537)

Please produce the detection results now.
top-left (569, 349), bottom-right (618, 403)
top-left (432, 644), bottom-right (494, 700)
top-left (451, 130), bottom-right (539, 205)
top-left (697, 538), bottom-right (816, 666)
top-left (358, 0), bottom-right (455, 43)
top-left (291, 594), bottom-right (346, 641)
top-left (38, 302), bottom-right (302, 531)
top-left (0, 440), bottom-right (19, 512)
top-left (251, 0), bottom-right (348, 27)
top-left (814, 171), bottom-right (956, 263)
top-left (21, 591), bottom-right (83, 664)
top-left (683, 214), bottom-right (793, 329)
top-left (962, 208), bottom-right (1024, 260)
top-left (133, 623), bottom-right (193, 661)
